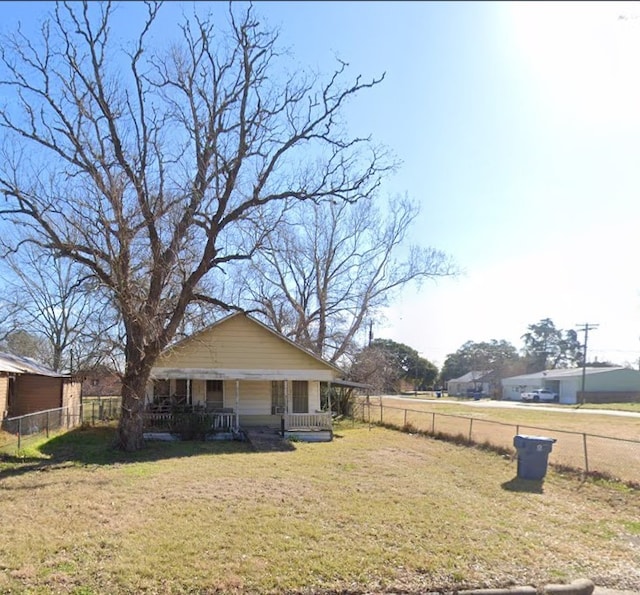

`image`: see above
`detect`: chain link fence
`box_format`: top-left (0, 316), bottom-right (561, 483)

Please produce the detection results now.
top-left (355, 399), bottom-right (640, 486)
top-left (82, 396), bottom-right (122, 424)
top-left (0, 397), bottom-right (122, 455)
top-left (0, 407), bottom-right (82, 453)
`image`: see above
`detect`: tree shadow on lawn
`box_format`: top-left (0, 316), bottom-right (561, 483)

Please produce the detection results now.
top-left (0, 425), bottom-right (259, 480)
top-left (501, 476), bottom-right (545, 494)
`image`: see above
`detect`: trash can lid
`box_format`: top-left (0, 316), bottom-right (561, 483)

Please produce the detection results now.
top-left (514, 434), bottom-right (557, 443)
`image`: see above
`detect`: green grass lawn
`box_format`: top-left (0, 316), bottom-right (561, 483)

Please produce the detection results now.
top-left (0, 422), bottom-right (638, 594)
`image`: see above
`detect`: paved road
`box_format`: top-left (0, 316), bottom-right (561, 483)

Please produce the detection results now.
top-left (379, 395), bottom-right (640, 418)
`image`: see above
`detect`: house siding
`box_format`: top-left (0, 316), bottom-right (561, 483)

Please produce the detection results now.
top-left (11, 375), bottom-right (63, 417)
top-left (156, 315), bottom-right (332, 373)
top-left (582, 369), bottom-right (640, 392)
top-left (62, 378), bottom-right (82, 420)
top-left (82, 372), bottom-right (122, 397)
top-left (224, 380), bottom-right (268, 415)
top-left (148, 378), bottom-right (321, 416)
top-left (0, 376), bottom-right (8, 418)
top-left (502, 368), bottom-right (640, 404)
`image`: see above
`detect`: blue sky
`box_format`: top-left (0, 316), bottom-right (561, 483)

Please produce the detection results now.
top-left (3, 1), bottom-right (640, 368)
top-left (260, 1), bottom-right (640, 368)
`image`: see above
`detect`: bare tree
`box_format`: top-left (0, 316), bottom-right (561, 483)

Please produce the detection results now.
top-left (0, 246), bottom-right (118, 371)
top-left (0, 2), bottom-right (388, 449)
top-left (0, 295), bottom-right (20, 344)
top-left (238, 195), bottom-right (456, 363)
top-left (348, 342), bottom-right (398, 395)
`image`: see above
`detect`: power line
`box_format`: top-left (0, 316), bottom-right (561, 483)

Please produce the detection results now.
top-left (576, 323), bottom-right (599, 404)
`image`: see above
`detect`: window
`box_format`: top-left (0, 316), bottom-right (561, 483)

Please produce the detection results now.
top-left (206, 380), bottom-right (224, 410)
top-left (153, 379), bottom-right (170, 402)
top-left (292, 381), bottom-right (308, 414)
top-left (271, 381), bottom-right (285, 414)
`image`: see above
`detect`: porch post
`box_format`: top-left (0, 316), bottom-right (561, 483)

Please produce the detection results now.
top-left (284, 380), bottom-right (289, 431)
top-left (235, 380), bottom-right (240, 431)
top-left (327, 381), bottom-right (333, 432)
top-left (187, 379), bottom-right (191, 407)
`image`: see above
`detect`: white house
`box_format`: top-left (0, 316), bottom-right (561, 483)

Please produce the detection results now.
top-left (447, 370), bottom-right (494, 397)
top-left (501, 367), bottom-right (640, 404)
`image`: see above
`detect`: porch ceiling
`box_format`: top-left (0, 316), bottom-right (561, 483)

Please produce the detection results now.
top-left (331, 379), bottom-right (372, 390)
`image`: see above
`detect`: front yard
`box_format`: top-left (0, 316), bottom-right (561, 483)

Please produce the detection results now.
top-left (0, 422), bottom-right (638, 594)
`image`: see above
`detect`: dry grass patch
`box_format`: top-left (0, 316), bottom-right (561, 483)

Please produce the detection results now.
top-left (364, 397), bottom-right (640, 485)
top-left (370, 396), bottom-right (640, 439)
top-left (0, 423), bottom-right (638, 594)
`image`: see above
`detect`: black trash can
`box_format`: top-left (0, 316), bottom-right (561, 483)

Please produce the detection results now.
top-left (513, 434), bottom-right (557, 480)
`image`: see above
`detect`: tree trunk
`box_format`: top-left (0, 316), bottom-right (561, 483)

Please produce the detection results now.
top-left (116, 365), bottom-right (151, 451)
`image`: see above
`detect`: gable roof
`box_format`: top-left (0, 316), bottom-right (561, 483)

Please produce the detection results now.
top-left (448, 370), bottom-right (493, 383)
top-left (158, 311), bottom-right (342, 375)
top-left (0, 352), bottom-right (63, 377)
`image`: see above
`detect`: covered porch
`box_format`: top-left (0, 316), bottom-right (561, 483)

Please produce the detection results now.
top-left (145, 370), bottom-right (336, 440)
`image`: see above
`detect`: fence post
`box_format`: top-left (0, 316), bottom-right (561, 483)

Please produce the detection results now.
top-left (582, 433), bottom-right (589, 475)
top-left (92, 401), bottom-right (95, 426)
top-left (468, 418), bottom-right (473, 442)
top-left (380, 400), bottom-right (383, 423)
top-left (431, 412), bottom-right (435, 434)
top-left (46, 411), bottom-right (49, 438)
top-left (516, 424), bottom-right (520, 436)
top-left (404, 408), bottom-right (407, 427)
top-left (18, 418), bottom-right (21, 451)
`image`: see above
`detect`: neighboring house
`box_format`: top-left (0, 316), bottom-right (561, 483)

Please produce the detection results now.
top-left (82, 368), bottom-right (122, 398)
top-left (447, 370), bottom-right (494, 397)
top-left (501, 367), bottom-right (640, 404)
top-left (148, 313), bottom-right (349, 441)
top-left (0, 352), bottom-right (82, 420)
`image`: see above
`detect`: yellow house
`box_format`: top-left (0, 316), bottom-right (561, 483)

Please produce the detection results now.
top-left (147, 313), bottom-right (346, 440)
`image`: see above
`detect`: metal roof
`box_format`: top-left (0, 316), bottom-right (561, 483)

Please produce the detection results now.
top-left (504, 366), bottom-right (632, 382)
top-left (0, 352), bottom-right (64, 377)
top-left (448, 370), bottom-right (493, 383)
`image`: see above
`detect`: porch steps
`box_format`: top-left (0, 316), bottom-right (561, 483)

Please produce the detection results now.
top-left (244, 426), bottom-right (295, 452)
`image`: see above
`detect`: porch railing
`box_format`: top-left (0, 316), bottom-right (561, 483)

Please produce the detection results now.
top-left (142, 410), bottom-right (237, 433)
top-left (285, 412), bottom-right (332, 431)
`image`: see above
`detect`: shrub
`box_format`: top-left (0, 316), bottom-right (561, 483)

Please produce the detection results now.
top-left (170, 412), bottom-right (212, 441)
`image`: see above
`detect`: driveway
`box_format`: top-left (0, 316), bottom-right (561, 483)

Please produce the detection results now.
top-left (380, 395), bottom-right (640, 418)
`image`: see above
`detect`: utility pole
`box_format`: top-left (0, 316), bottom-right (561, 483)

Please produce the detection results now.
top-left (576, 323), bottom-right (599, 405)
